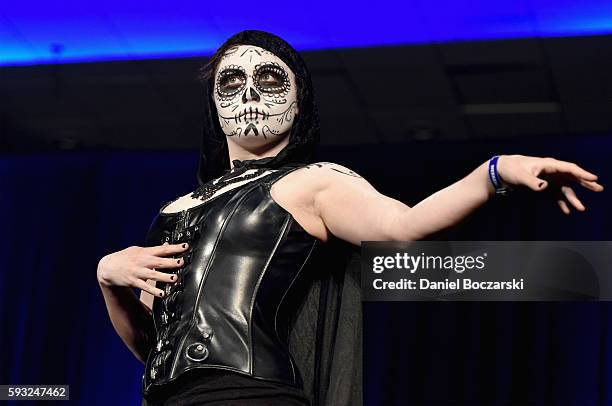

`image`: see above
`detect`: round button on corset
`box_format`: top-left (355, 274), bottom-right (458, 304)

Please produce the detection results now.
top-left (186, 342), bottom-right (209, 361)
top-left (202, 327), bottom-right (214, 340)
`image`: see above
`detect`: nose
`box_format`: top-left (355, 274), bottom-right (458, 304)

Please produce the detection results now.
top-left (242, 87), bottom-right (260, 104)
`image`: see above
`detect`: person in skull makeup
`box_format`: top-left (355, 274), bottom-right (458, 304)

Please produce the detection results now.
top-left (97, 30), bottom-right (604, 406)
top-left (215, 46), bottom-right (298, 138)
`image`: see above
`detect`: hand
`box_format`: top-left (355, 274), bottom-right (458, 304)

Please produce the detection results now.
top-left (496, 155), bottom-right (604, 214)
top-left (97, 243), bottom-right (189, 297)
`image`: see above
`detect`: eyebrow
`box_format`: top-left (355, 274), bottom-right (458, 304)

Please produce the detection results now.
top-left (255, 62), bottom-right (286, 72)
top-left (216, 65), bottom-right (247, 77)
top-left (216, 63), bottom-right (287, 79)
top-left (218, 66), bottom-right (244, 73)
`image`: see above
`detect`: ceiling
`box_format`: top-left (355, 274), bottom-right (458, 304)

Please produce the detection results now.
top-left (2, 35), bottom-right (611, 152)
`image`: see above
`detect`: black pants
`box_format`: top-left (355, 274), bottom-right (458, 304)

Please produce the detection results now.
top-left (141, 369), bottom-right (311, 406)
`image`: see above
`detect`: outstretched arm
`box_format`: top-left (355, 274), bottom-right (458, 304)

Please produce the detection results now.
top-left (311, 156), bottom-right (603, 245)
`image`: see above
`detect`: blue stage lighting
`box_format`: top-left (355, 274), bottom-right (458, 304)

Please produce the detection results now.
top-left (1, 0), bottom-right (611, 66)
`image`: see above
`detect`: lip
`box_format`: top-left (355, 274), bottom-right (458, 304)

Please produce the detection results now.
top-left (236, 107), bottom-right (269, 121)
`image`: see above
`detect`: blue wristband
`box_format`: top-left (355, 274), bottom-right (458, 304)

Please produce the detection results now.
top-left (488, 155), bottom-right (512, 196)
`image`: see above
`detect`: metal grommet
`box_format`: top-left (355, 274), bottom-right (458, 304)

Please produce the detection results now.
top-left (186, 342), bottom-right (209, 361)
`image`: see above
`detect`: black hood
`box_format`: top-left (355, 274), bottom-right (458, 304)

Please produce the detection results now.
top-left (196, 30), bottom-right (321, 185)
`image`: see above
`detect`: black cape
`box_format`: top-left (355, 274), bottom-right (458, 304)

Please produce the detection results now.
top-left (196, 30), bottom-right (363, 406)
top-left (288, 236), bottom-right (363, 406)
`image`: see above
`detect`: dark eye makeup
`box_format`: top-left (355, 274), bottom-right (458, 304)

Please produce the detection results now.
top-left (254, 64), bottom-right (289, 94)
top-left (216, 63), bottom-right (290, 99)
top-left (217, 67), bottom-right (246, 98)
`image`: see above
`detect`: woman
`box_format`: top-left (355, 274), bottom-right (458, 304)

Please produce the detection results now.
top-left (97, 30), bottom-right (604, 406)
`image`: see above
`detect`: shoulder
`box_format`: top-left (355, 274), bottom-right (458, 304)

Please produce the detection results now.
top-left (297, 162), bottom-right (364, 178)
top-left (271, 161), bottom-right (371, 210)
top-left (269, 163), bottom-right (341, 241)
top-left (273, 161), bottom-right (370, 198)
top-left (269, 162), bottom-right (373, 242)
top-left (285, 161), bottom-right (367, 188)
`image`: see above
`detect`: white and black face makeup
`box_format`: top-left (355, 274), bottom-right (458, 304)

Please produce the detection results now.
top-left (213, 45), bottom-right (298, 145)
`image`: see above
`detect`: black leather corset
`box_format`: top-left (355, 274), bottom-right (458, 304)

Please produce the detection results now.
top-left (141, 165), bottom-right (318, 397)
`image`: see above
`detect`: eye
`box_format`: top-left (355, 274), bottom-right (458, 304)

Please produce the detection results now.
top-left (217, 69), bottom-right (246, 96)
top-left (220, 74), bottom-right (245, 90)
top-left (255, 66), bottom-right (288, 94)
top-left (260, 72), bottom-right (281, 86)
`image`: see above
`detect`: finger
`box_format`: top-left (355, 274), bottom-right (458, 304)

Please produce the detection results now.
top-left (137, 267), bottom-right (178, 284)
top-left (133, 277), bottom-right (166, 298)
top-left (521, 170), bottom-right (548, 191)
top-left (146, 243), bottom-right (189, 257)
top-left (549, 159), bottom-right (598, 181)
top-left (560, 186), bottom-right (585, 211)
top-left (557, 199), bottom-right (571, 215)
top-left (142, 255), bottom-right (184, 270)
top-left (579, 180), bottom-right (604, 192)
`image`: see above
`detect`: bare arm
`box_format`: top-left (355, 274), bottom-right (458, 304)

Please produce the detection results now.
top-left (99, 282), bottom-right (156, 364)
top-left (97, 244), bottom-right (188, 364)
top-left (310, 156), bottom-right (603, 245)
top-left (395, 160), bottom-right (495, 240)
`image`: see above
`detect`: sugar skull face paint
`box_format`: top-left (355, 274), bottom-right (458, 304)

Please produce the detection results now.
top-left (213, 45), bottom-right (298, 142)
